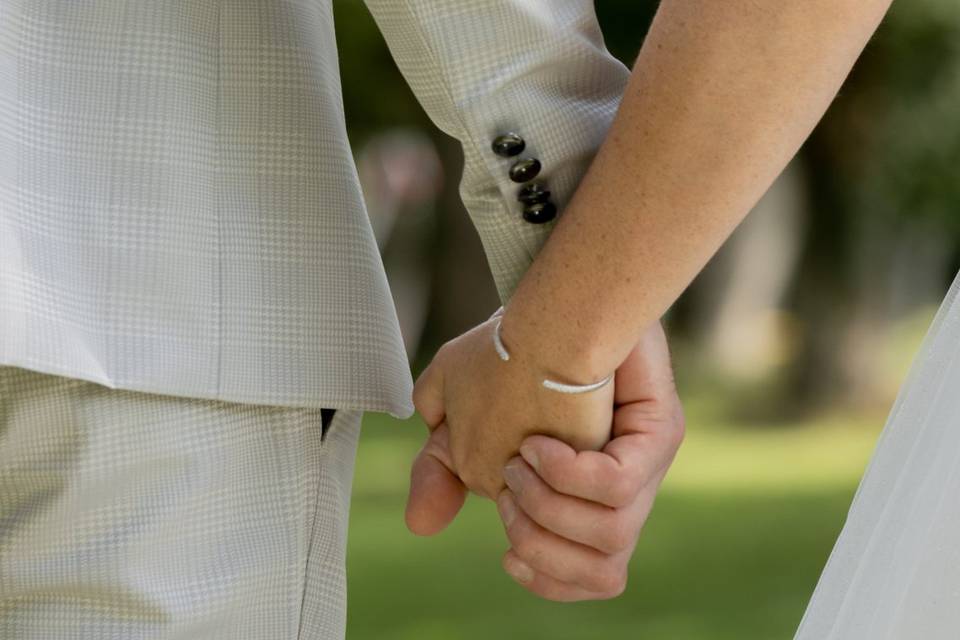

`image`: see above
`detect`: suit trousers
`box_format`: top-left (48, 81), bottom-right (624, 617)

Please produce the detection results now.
top-left (0, 366), bottom-right (363, 639)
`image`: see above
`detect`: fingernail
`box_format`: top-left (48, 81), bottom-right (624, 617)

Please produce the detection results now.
top-left (503, 459), bottom-right (524, 492)
top-left (505, 556), bottom-right (535, 584)
top-left (519, 444), bottom-right (539, 472)
top-left (497, 492), bottom-right (516, 527)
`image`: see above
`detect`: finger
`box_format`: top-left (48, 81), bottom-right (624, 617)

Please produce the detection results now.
top-left (612, 323), bottom-right (685, 433)
top-left (405, 423), bottom-right (467, 536)
top-left (502, 550), bottom-right (622, 602)
top-left (515, 321), bottom-right (682, 507)
top-left (412, 355), bottom-right (446, 429)
top-left (608, 401), bottom-right (684, 473)
top-left (497, 490), bottom-right (630, 595)
top-left (503, 457), bottom-right (652, 554)
top-left (613, 321), bottom-right (676, 410)
top-left (518, 432), bottom-right (670, 508)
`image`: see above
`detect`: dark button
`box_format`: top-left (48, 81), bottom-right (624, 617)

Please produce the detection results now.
top-left (522, 201), bottom-right (557, 224)
top-left (491, 133), bottom-right (525, 157)
top-left (509, 158), bottom-right (542, 183)
top-left (518, 183), bottom-right (551, 206)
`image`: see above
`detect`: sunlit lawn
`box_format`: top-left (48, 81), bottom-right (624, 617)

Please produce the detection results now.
top-left (345, 400), bottom-right (886, 640)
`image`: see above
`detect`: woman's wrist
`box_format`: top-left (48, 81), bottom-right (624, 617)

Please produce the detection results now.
top-left (491, 315), bottom-right (614, 394)
top-left (496, 301), bottom-right (627, 389)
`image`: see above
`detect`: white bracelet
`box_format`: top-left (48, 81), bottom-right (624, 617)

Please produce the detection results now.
top-left (492, 317), bottom-right (613, 395)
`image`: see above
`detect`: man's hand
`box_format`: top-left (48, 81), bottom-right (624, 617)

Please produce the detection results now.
top-left (496, 322), bottom-right (684, 601)
top-left (406, 314), bottom-right (614, 525)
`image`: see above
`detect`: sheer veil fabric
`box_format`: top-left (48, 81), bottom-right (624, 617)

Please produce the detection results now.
top-left (794, 268), bottom-right (960, 639)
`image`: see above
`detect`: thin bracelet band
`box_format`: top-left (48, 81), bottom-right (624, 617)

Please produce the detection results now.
top-left (492, 317), bottom-right (613, 395)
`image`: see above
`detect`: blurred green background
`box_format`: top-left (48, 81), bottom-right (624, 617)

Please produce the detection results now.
top-left (333, 1), bottom-right (960, 638)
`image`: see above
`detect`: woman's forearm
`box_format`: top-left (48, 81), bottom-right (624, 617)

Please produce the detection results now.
top-left (500, 0), bottom-right (893, 384)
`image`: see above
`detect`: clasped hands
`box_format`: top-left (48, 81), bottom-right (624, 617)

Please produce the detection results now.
top-left (406, 315), bottom-right (685, 601)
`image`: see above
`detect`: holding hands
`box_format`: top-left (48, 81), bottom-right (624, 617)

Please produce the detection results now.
top-left (408, 311), bottom-right (614, 502)
top-left (406, 318), bottom-right (684, 601)
top-left (397, 0), bottom-right (893, 608)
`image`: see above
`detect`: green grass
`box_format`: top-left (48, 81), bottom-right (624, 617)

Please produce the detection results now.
top-left (345, 405), bottom-right (886, 640)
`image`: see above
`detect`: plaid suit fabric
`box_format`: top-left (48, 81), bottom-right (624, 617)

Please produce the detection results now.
top-left (0, 365), bottom-right (363, 639)
top-left (0, 1), bottom-right (627, 417)
top-left (0, 0), bottom-right (412, 417)
top-left (364, 0), bottom-right (630, 301)
top-left (0, 3), bottom-right (629, 638)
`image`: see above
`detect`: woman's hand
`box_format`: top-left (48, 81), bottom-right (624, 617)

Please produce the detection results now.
top-left (408, 314), bottom-right (614, 510)
top-left (405, 320), bottom-right (685, 604)
top-left (496, 321), bottom-right (684, 600)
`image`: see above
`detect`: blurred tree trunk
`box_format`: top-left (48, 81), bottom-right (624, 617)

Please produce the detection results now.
top-left (689, 162), bottom-right (808, 381)
top-left (789, 0), bottom-right (960, 414)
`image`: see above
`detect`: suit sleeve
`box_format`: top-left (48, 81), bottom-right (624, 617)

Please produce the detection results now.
top-left (362, 0), bottom-right (630, 303)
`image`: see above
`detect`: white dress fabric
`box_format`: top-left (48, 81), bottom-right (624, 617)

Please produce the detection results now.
top-left (795, 268), bottom-right (960, 639)
top-left (0, 0), bottom-right (629, 417)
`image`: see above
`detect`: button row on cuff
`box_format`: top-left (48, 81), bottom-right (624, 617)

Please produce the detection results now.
top-left (508, 158), bottom-right (541, 183)
top-left (491, 132), bottom-right (557, 224)
top-left (518, 183), bottom-right (550, 205)
top-left (491, 133), bottom-right (525, 157)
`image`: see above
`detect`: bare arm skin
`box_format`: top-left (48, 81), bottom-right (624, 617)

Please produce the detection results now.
top-left (500, 0), bottom-right (895, 385)
top-left (411, 0), bottom-right (894, 600)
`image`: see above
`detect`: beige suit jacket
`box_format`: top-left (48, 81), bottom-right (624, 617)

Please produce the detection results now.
top-left (0, 1), bottom-right (629, 418)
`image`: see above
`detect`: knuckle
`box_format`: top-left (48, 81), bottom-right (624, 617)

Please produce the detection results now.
top-left (668, 407), bottom-right (687, 449)
top-left (600, 518), bottom-right (637, 554)
top-left (596, 567), bottom-right (628, 598)
top-left (607, 474), bottom-right (639, 508)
